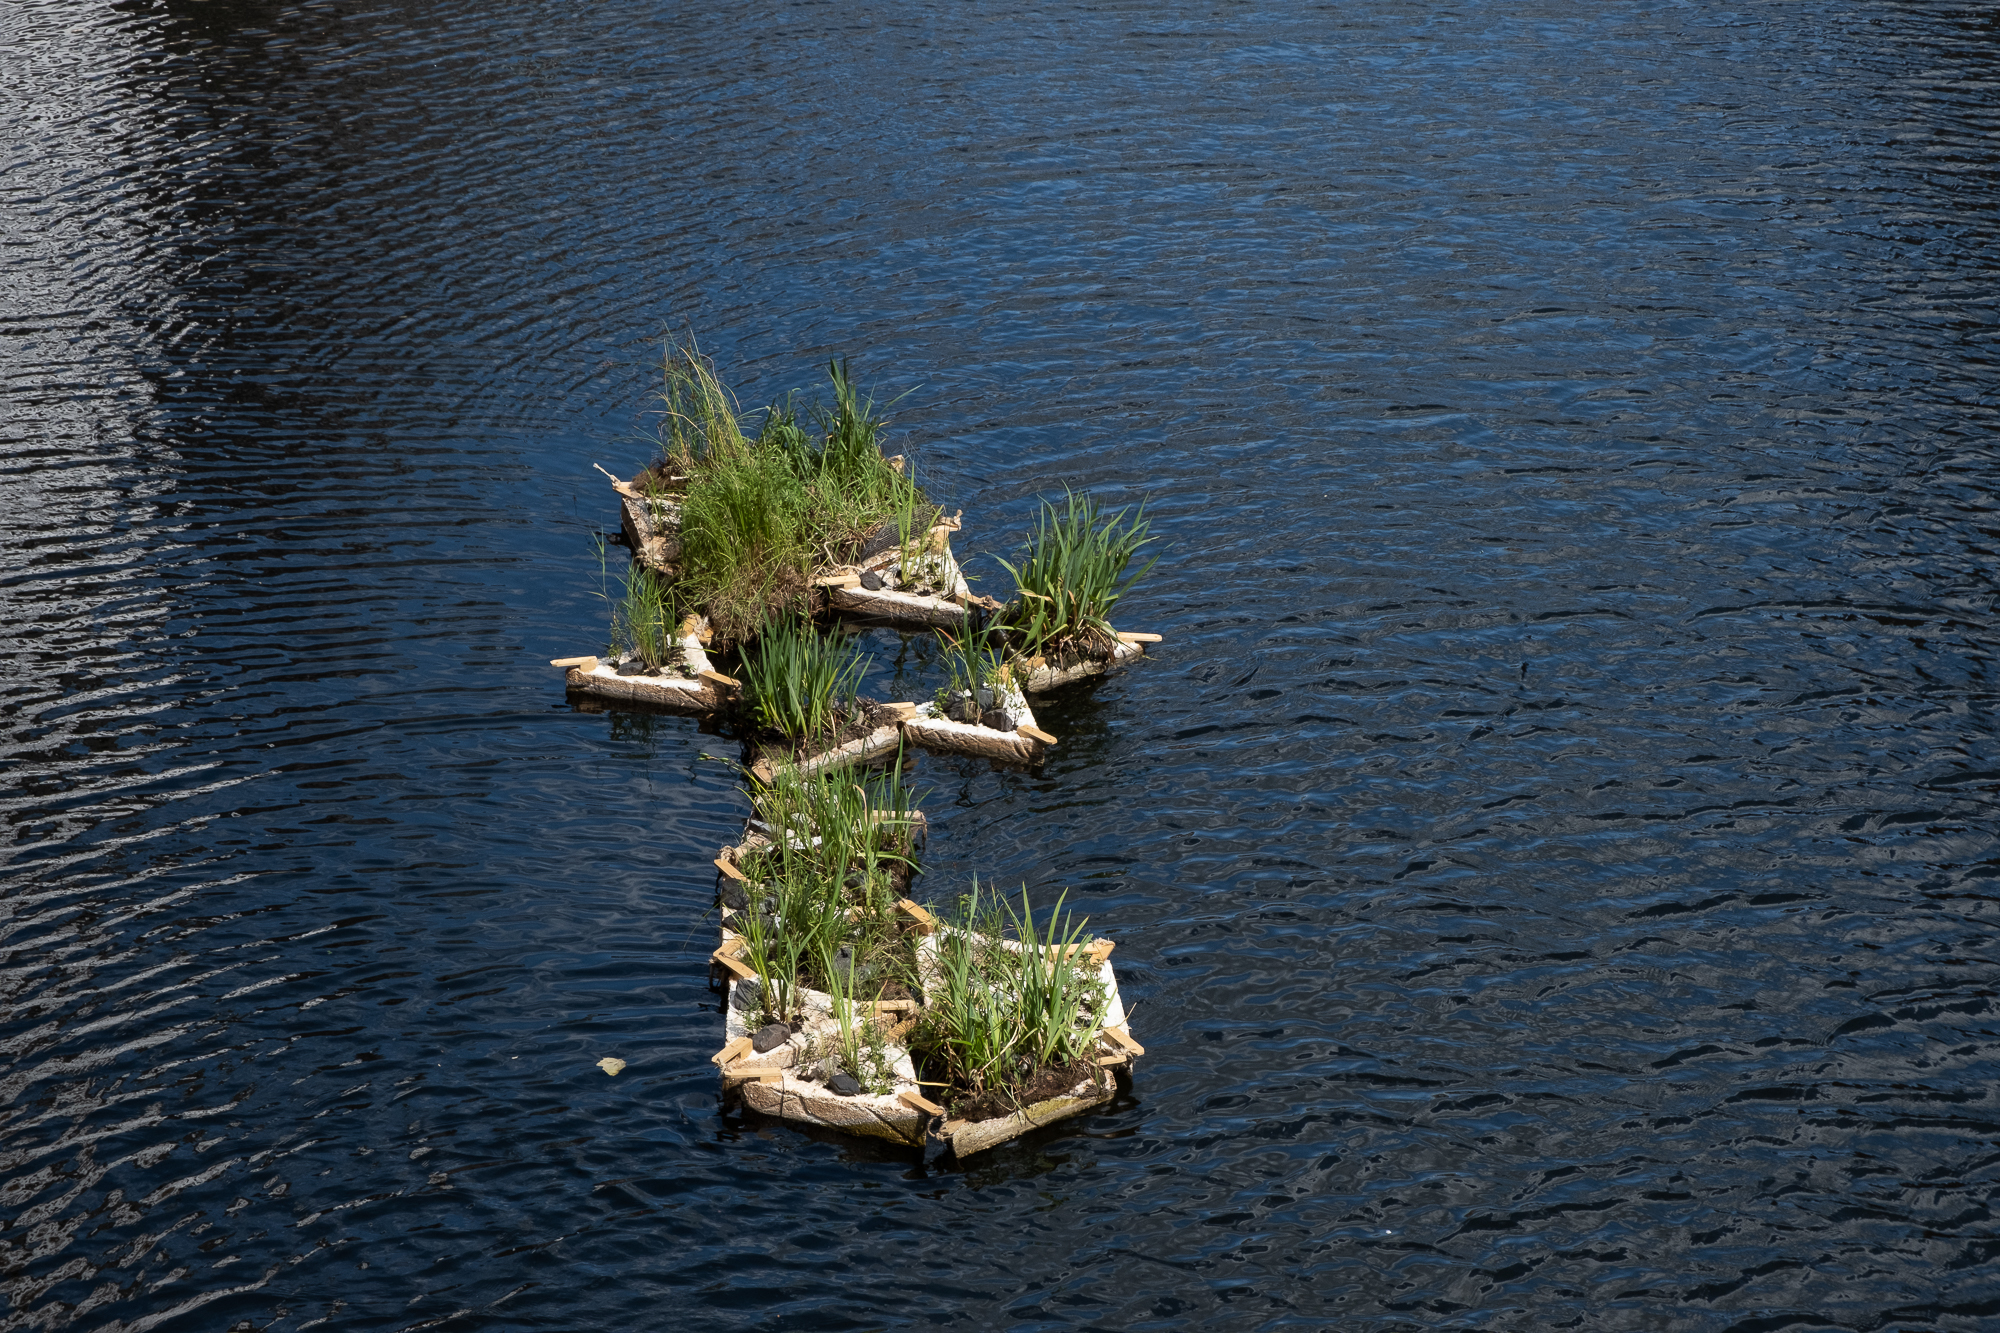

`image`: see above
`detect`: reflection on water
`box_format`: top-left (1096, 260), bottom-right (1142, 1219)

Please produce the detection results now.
top-left (4, 0), bottom-right (1998, 1328)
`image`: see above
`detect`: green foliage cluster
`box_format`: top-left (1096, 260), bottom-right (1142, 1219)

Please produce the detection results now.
top-left (997, 489), bottom-right (1157, 659)
top-left (608, 562), bottom-right (680, 671)
top-left (733, 763), bottom-right (925, 1033)
top-left (739, 618), bottom-right (871, 744)
top-left (931, 627), bottom-right (1004, 716)
top-left (654, 344), bottom-right (925, 644)
top-left (914, 882), bottom-right (1107, 1102)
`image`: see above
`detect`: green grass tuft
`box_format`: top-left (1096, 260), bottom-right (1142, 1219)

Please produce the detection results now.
top-left (915, 882), bottom-right (1107, 1101)
top-left (996, 489), bottom-right (1157, 660)
top-left (739, 616), bottom-right (871, 744)
top-left (646, 343), bottom-right (926, 644)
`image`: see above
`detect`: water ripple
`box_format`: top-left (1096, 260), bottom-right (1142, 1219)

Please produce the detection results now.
top-left (5, 0), bottom-right (2000, 1328)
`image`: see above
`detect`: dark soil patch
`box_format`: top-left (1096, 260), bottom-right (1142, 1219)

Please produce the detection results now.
top-left (991, 623), bottom-right (1118, 671)
top-left (953, 1056), bottom-right (1101, 1124)
top-left (630, 463), bottom-right (686, 495)
top-left (1038, 624), bottom-right (1119, 671)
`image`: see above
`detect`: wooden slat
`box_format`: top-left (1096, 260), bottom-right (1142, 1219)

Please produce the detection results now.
top-left (592, 463), bottom-right (640, 498)
top-left (812, 572), bottom-right (862, 588)
top-left (698, 669), bottom-right (741, 690)
top-left (549, 655), bottom-right (600, 669)
top-left (898, 1090), bottom-right (945, 1117)
top-left (712, 952), bottom-right (757, 982)
top-left (1104, 1025), bottom-right (1145, 1057)
top-left (712, 936), bottom-right (746, 960)
top-left (1115, 631), bottom-right (1163, 644)
top-left (713, 856), bottom-right (748, 882)
top-left (895, 899), bottom-right (938, 931)
top-left (711, 1036), bottom-right (752, 1067)
top-left (1015, 724), bottom-right (1058, 746)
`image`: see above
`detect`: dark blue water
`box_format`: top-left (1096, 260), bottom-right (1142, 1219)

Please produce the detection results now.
top-left (5, 0), bottom-right (1998, 1328)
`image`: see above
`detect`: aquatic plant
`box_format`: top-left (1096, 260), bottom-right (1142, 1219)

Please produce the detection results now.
top-left (607, 560), bottom-right (678, 671)
top-left (737, 861), bottom-right (847, 1027)
top-left (996, 489), bottom-right (1157, 659)
top-left (648, 342), bottom-right (926, 642)
top-left (749, 761), bottom-right (925, 893)
top-left (916, 882), bottom-right (1106, 1102)
top-left (813, 939), bottom-right (899, 1096)
top-left (739, 617), bottom-right (871, 743)
top-left (932, 628), bottom-right (1005, 719)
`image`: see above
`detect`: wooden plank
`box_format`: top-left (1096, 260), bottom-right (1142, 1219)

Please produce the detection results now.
top-left (711, 1036), bottom-right (752, 1067)
top-left (1016, 724), bottom-right (1058, 746)
top-left (1085, 939), bottom-right (1116, 962)
top-left (861, 998), bottom-right (919, 1014)
top-left (1016, 639), bottom-right (1144, 694)
top-left (1115, 631), bottom-right (1163, 644)
top-left (712, 936), bottom-right (746, 960)
top-left (712, 952), bottom-right (757, 982)
top-left (898, 1090), bottom-right (945, 1117)
top-left (896, 899), bottom-right (938, 934)
top-left (714, 856), bottom-right (748, 882)
top-left (750, 758), bottom-right (777, 786)
top-left (549, 655), bottom-right (600, 669)
top-left (565, 670), bottom-right (719, 714)
top-left (826, 583), bottom-right (968, 628)
top-left (946, 1081), bottom-right (1115, 1158)
top-left (698, 669), bottom-right (741, 690)
top-left (593, 462), bottom-right (640, 498)
top-left (793, 724), bottom-right (904, 778)
top-left (1104, 1025), bottom-right (1145, 1057)
top-left (877, 701), bottom-right (921, 722)
top-left (812, 572), bottom-right (862, 588)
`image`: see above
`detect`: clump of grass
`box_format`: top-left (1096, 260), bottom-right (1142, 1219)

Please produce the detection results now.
top-left (739, 617), bottom-right (871, 744)
top-left (743, 761), bottom-right (924, 934)
top-left (736, 860), bottom-right (855, 1027)
top-left (932, 628), bottom-right (1004, 719)
top-left (811, 940), bottom-right (900, 1095)
top-left (810, 360), bottom-right (917, 533)
top-left (996, 489), bottom-right (1157, 661)
top-left (749, 761), bottom-right (925, 890)
top-left (647, 342), bottom-right (925, 643)
top-left (914, 882), bottom-right (1107, 1106)
top-left (733, 764), bottom-right (928, 1030)
top-left (607, 562), bottom-right (680, 671)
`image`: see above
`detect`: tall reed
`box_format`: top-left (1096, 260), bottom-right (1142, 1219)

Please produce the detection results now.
top-left (610, 562), bottom-right (677, 670)
top-left (739, 617), bottom-right (871, 743)
top-left (917, 882), bottom-right (1107, 1102)
top-left (645, 345), bottom-right (925, 642)
top-left (996, 489), bottom-right (1157, 658)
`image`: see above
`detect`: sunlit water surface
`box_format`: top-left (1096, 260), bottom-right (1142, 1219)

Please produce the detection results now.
top-left (4, 0), bottom-right (1998, 1328)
